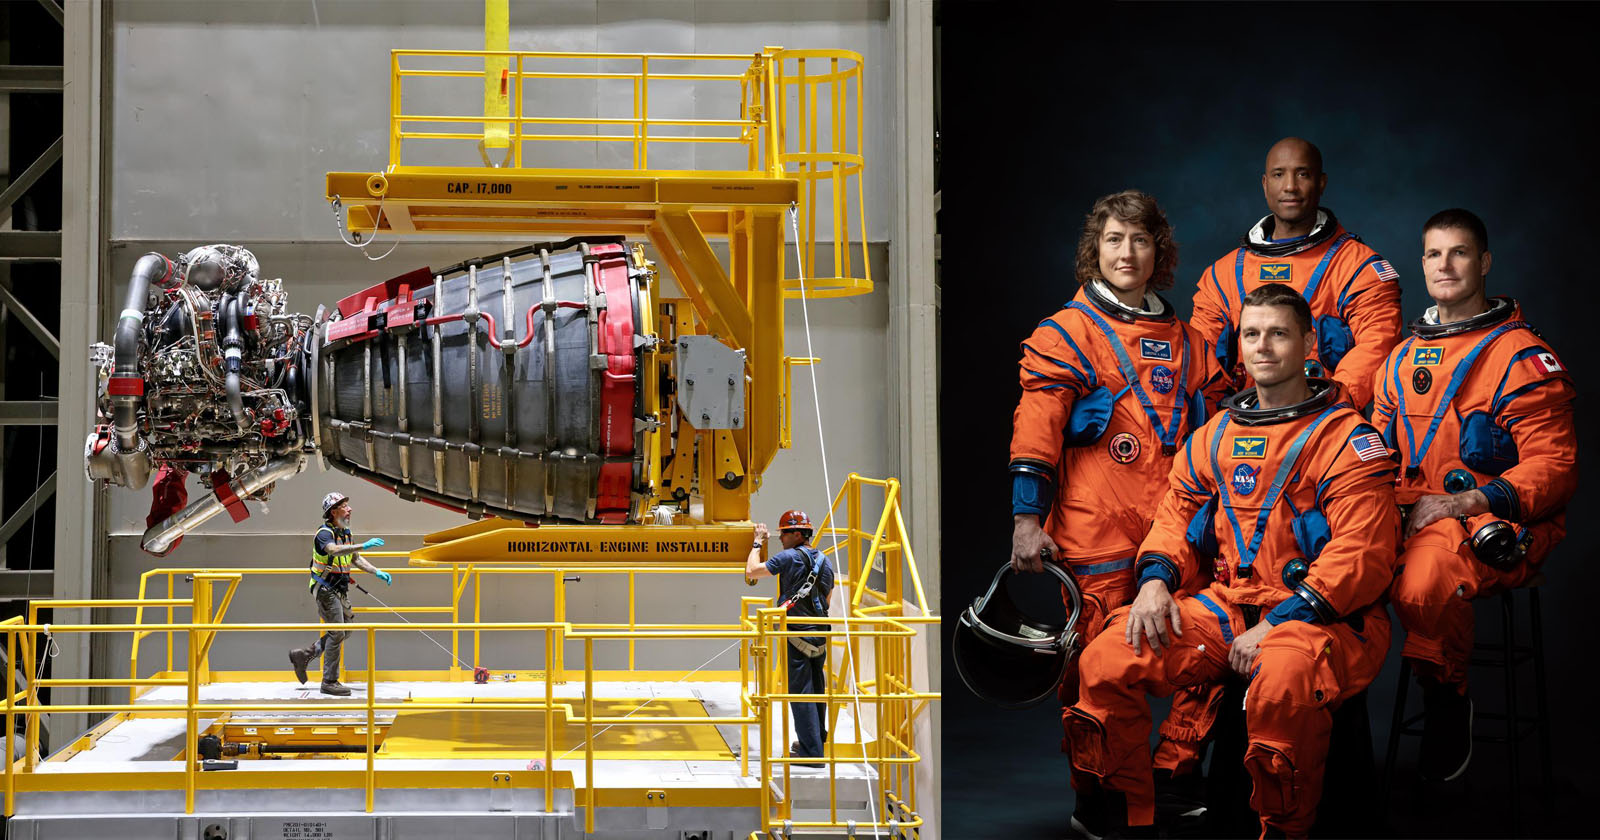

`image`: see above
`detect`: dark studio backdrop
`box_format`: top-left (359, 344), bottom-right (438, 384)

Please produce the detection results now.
top-left (938, 2), bottom-right (1599, 837)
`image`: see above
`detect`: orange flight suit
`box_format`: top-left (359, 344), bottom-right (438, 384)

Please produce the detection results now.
top-left (1192, 210), bottom-right (1402, 407)
top-left (1066, 381), bottom-right (1400, 838)
top-left (1375, 298), bottom-right (1576, 690)
top-left (1158, 209), bottom-right (1402, 776)
top-left (1010, 281), bottom-right (1230, 787)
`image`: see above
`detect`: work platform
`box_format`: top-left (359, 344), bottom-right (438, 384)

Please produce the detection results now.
top-left (6, 476), bottom-right (935, 839)
top-left (15, 677), bottom-right (879, 840)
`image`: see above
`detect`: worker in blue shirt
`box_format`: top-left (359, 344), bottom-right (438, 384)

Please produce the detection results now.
top-left (746, 510), bottom-right (835, 767)
top-left (288, 492), bottom-right (392, 695)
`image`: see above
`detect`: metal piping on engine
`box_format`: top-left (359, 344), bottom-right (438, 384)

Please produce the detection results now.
top-left (220, 293), bottom-right (248, 433)
top-left (108, 252), bottom-right (174, 490)
top-left (140, 454), bottom-right (306, 555)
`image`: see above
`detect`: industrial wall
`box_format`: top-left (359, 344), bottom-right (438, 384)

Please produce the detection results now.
top-left (101, 0), bottom-right (901, 676)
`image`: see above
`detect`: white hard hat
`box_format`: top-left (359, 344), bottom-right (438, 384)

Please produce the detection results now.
top-left (321, 492), bottom-right (350, 517)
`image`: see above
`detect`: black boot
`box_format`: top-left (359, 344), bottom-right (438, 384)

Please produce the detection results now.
top-left (1070, 785), bottom-right (1115, 840)
top-left (288, 648), bottom-right (312, 685)
top-left (1073, 789), bottom-right (1160, 839)
top-left (1153, 767), bottom-right (1208, 824)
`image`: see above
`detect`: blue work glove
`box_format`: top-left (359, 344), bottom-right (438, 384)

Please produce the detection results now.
top-left (361, 537), bottom-right (386, 550)
top-left (374, 569), bottom-right (393, 585)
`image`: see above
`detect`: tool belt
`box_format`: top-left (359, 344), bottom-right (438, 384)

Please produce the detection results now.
top-left (788, 635), bottom-right (825, 659)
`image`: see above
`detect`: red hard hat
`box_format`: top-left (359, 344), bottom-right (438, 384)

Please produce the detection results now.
top-left (778, 509), bottom-right (813, 531)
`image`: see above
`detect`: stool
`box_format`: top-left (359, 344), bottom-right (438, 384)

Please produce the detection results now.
top-left (1381, 581), bottom-right (1552, 837)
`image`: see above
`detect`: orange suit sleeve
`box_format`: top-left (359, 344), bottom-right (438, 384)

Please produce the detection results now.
top-left (1292, 419), bottom-right (1401, 621)
top-left (1477, 343), bottom-right (1577, 522)
top-left (1134, 423), bottom-right (1214, 590)
top-left (1330, 258), bottom-right (1403, 408)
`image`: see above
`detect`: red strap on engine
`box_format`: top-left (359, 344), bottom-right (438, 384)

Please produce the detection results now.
top-left (592, 244), bottom-right (636, 520)
top-left (108, 377), bottom-right (145, 396)
top-left (157, 255), bottom-right (179, 289)
top-left (145, 465), bottom-right (190, 557)
top-left (212, 473), bottom-right (250, 523)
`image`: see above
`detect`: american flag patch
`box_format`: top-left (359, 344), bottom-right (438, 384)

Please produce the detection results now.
top-left (1374, 260), bottom-right (1400, 282)
top-left (1351, 432), bottom-right (1389, 462)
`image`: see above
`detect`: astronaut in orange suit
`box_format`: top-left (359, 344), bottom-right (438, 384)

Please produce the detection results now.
top-left (1156, 137), bottom-right (1405, 789)
top-left (1376, 209), bottom-right (1576, 782)
top-left (1009, 190), bottom-right (1230, 835)
top-left (1065, 284), bottom-right (1399, 839)
top-left (1189, 138), bottom-right (1403, 408)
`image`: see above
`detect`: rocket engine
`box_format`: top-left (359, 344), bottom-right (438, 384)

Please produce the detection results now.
top-left (88, 238), bottom-right (675, 556)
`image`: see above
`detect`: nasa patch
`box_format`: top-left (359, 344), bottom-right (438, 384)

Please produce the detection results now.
top-left (1149, 364), bottom-right (1175, 394)
top-left (1139, 338), bottom-right (1173, 361)
top-left (1413, 367), bottom-right (1433, 394)
top-left (1108, 432), bottom-right (1141, 464)
top-left (1232, 463), bottom-right (1260, 495)
top-left (1259, 263), bottom-right (1292, 281)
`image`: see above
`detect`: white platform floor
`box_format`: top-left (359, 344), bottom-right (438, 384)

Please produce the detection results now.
top-left (47, 678), bottom-right (883, 792)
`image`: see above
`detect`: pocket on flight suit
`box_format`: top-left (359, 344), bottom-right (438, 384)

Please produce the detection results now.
top-left (1064, 707), bottom-right (1111, 778)
top-left (1244, 742), bottom-right (1301, 817)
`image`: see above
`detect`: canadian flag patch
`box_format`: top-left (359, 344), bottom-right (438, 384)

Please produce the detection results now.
top-left (1530, 352), bottom-right (1565, 375)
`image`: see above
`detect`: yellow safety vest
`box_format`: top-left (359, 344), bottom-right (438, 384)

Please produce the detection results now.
top-left (309, 525), bottom-right (354, 591)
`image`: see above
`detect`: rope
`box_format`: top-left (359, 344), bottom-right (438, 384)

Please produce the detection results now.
top-left (556, 639), bottom-right (743, 761)
top-left (352, 582), bottom-right (474, 671)
top-left (790, 203), bottom-right (881, 838)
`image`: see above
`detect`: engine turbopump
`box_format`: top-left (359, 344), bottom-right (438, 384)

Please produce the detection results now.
top-left (86, 245), bottom-right (315, 554)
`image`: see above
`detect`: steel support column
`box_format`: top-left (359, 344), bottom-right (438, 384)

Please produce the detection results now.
top-left (890, 1), bottom-right (941, 836)
top-left (53, 0), bottom-right (104, 742)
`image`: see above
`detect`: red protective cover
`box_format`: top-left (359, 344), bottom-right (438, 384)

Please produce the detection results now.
top-left (145, 465), bottom-right (190, 557)
top-left (592, 244), bottom-right (636, 520)
top-left (210, 469), bottom-right (251, 523)
top-left (108, 377), bottom-right (145, 396)
top-left (336, 267), bottom-right (433, 318)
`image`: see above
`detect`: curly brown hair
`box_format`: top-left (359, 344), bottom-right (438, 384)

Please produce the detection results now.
top-left (1074, 190), bottom-right (1178, 291)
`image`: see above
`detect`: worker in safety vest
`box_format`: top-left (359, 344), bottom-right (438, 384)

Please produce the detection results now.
top-left (1066, 284), bottom-right (1399, 839)
top-left (747, 510), bottom-right (835, 767)
top-left (1189, 137), bottom-right (1402, 408)
top-left (1376, 209), bottom-right (1576, 782)
top-left (1157, 138), bottom-right (1405, 791)
top-left (288, 492), bottom-right (393, 695)
top-left (1007, 190), bottom-right (1230, 833)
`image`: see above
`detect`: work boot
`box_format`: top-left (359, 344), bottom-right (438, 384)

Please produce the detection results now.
top-left (1153, 767), bottom-right (1208, 823)
top-left (1069, 788), bottom-right (1117, 840)
top-left (320, 681), bottom-right (352, 697)
top-left (787, 742), bottom-right (822, 768)
top-left (288, 648), bottom-right (312, 685)
top-left (1419, 677), bottom-right (1473, 781)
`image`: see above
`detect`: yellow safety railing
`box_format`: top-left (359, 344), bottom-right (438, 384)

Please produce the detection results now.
top-left (379, 47), bottom-right (869, 297)
top-left (8, 479), bottom-right (935, 837)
